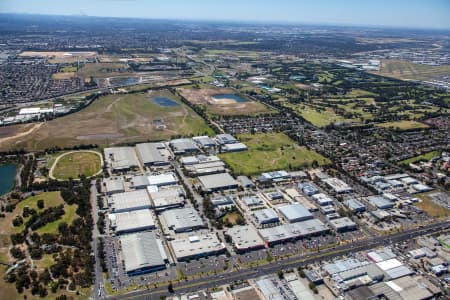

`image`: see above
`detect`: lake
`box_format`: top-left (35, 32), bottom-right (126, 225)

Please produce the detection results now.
top-left (152, 97), bottom-right (180, 107)
top-left (212, 93), bottom-right (248, 103)
top-left (0, 164), bottom-right (16, 196)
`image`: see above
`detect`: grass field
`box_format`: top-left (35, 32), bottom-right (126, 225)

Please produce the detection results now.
top-left (222, 211), bottom-right (244, 226)
top-left (374, 59), bottom-right (450, 80)
top-left (416, 193), bottom-right (450, 219)
top-left (296, 106), bottom-right (347, 127)
top-left (400, 151), bottom-right (441, 165)
top-left (77, 62), bottom-right (132, 79)
top-left (12, 191), bottom-right (78, 234)
top-left (52, 151), bottom-right (102, 179)
top-left (219, 133), bottom-right (330, 176)
top-left (0, 90), bottom-right (213, 151)
top-left (376, 120), bottom-right (429, 130)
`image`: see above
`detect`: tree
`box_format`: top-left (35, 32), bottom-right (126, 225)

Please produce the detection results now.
top-left (168, 282), bottom-right (174, 293)
top-left (37, 199), bottom-right (45, 209)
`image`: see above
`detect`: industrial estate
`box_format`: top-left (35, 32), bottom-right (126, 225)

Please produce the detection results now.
top-left (0, 8), bottom-right (449, 300)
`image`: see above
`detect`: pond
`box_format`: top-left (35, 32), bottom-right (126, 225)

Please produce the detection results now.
top-left (212, 93), bottom-right (248, 103)
top-left (0, 164), bottom-right (16, 196)
top-left (152, 97), bottom-right (180, 107)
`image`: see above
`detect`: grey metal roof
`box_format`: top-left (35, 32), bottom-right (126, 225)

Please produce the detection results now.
top-left (344, 198), bottom-right (366, 211)
top-left (161, 207), bottom-right (205, 232)
top-left (110, 190), bottom-right (152, 212)
top-left (254, 208), bottom-right (279, 224)
top-left (120, 232), bottom-right (167, 273)
top-left (113, 209), bottom-right (155, 234)
top-left (198, 173), bottom-right (238, 190)
top-left (136, 143), bottom-right (168, 165)
top-left (278, 203), bottom-right (313, 222)
top-left (226, 225), bottom-right (264, 250)
top-left (170, 138), bottom-right (199, 152)
top-left (215, 134), bottom-right (237, 144)
top-left (104, 147), bottom-right (139, 170)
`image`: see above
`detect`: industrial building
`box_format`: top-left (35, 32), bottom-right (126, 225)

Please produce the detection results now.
top-left (278, 203), bottom-right (313, 223)
top-left (367, 196), bottom-right (395, 209)
top-left (225, 225), bottom-right (265, 252)
top-left (215, 133), bottom-right (238, 145)
top-left (192, 136), bottom-right (216, 149)
top-left (237, 176), bottom-right (255, 189)
top-left (120, 232), bottom-right (168, 276)
top-left (344, 198), bottom-right (366, 213)
top-left (376, 258), bottom-right (413, 280)
top-left (104, 147), bottom-right (139, 172)
top-left (129, 175), bottom-right (149, 189)
top-left (147, 172), bottom-right (178, 187)
top-left (253, 208), bottom-right (279, 225)
top-left (181, 155), bottom-right (226, 176)
top-left (221, 143), bottom-right (248, 152)
top-left (329, 217), bottom-right (357, 232)
top-left (169, 233), bottom-right (225, 261)
top-left (311, 193), bottom-right (334, 206)
top-left (210, 195), bottom-right (234, 207)
top-left (258, 170), bottom-right (290, 183)
top-left (323, 177), bottom-right (353, 194)
top-left (103, 178), bottom-right (125, 195)
top-left (110, 209), bottom-right (156, 234)
top-left (148, 185), bottom-right (185, 211)
top-left (198, 173), bottom-right (238, 192)
top-left (160, 207), bottom-right (205, 233)
top-left (298, 182), bottom-right (319, 196)
top-left (284, 188), bottom-right (318, 211)
top-left (169, 138), bottom-right (199, 154)
top-left (110, 190), bottom-right (152, 213)
top-left (258, 219), bottom-right (328, 245)
top-left (241, 195), bottom-right (264, 207)
top-left (135, 142), bottom-right (170, 166)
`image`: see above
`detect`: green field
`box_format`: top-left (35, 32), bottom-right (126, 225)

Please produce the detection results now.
top-left (296, 106), bottom-right (347, 127)
top-left (13, 191), bottom-right (78, 234)
top-left (377, 120), bottom-right (429, 130)
top-left (400, 151), bottom-right (441, 165)
top-left (52, 151), bottom-right (102, 179)
top-left (219, 133), bottom-right (330, 176)
top-left (375, 59), bottom-right (450, 81)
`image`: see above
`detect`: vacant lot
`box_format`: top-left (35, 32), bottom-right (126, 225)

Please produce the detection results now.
top-left (177, 87), bottom-right (272, 116)
top-left (0, 90), bottom-right (213, 151)
top-left (51, 151), bottom-right (102, 180)
top-left (295, 105), bottom-right (347, 127)
top-left (374, 59), bottom-right (450, 80)
top-left (376, 120), bottom-right (429, 130)
top-left (219, 133), bottom-right (330, 176)
top-left (416, 193), bottom-right (450, 219)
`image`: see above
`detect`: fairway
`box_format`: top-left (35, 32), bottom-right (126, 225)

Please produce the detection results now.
top-left (376, 120), bottom-right (429, 130)
top-left (219, 133), bottom-right (330, 176)
top-left (0, 90), bottom-right (213, 151)
top-left (51, 151), bottom-right (103, 180)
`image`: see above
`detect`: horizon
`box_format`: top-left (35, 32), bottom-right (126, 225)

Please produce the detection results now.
top-left (1, 0), bottom-right (450, 30)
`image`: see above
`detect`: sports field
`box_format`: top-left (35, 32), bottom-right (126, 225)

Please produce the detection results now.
top-left (219, 133), bottom-right (330, 176)
top-left (51, 151), bottom-right (102, 180)
top-left (0, 90), bottom-right (213, 151)
top-left (376, 120), bottom-right (429, 130)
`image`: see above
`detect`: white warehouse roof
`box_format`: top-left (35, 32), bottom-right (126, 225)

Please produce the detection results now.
top-left (170, 233), bottom-right (225, 261)
top-left (111, 209), bottom-right (156, 234)
top-left (110, 190), bottom-right (152, 213)
top-left (278, 203), bottom-right (313, 222)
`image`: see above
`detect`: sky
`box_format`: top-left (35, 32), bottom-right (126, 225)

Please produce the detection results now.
top-left (1, 0), bottom-right (450, 29)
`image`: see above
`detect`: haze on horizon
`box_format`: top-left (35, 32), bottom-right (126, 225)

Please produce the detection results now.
top-left (1, 0), bottom-right (450, 30)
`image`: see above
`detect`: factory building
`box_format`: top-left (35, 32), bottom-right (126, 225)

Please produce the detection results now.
top-left (367, 196), bottom-right (395, 209)
top-left (241, 195), bottom-right (264, 207)
top-left (311, 193), bottom-right (334, 206)
top-left (135, 142), bottom-right (170, 166)
top-left (147, 172), bottom-right (178, 187)
top-left (104, 147), bottom-right (139, 172)
top-left (129, 175), bottom-right (149, 189)
top-left (169, 138), bottom-right (199, 154)
top-left (181, 155), bottom-right (226, 176)
top-left (148, 185), bottom-right (185, 211)
top-left (110, 190), bottom-right (152, 213)
top-left (221, 143), bottom-right (248, 152)
top-left (225, 225), bottom-right (265, 252)
top-left (258, 219), bottom-right (328, 245)
top-left (110, 209), bottom-right (156, 234)
top-left (323, 177), bottom-right (353, 194)
top-left (103, 178), bottom-right (125, 195)
top-left (344, 198), bottom-right (366, 213)
top-left (257, 170), bottom-right (291, 183)
top-left (169, 233), bottom-right (225, 261)
top-left (237, 176), bottom-right (255, 189)
top-left (253, 208), bottom-right (279, 225)
top-left (278, 203), bottom-right (313, 223)
top-left (298, 182), bottom-right (319, 196)
top-left (198, 173), bottom-right (238, 192)
top-left (160, 207), bottom-right (205, 233)
top-left (120, 232), bottom-right (168, 276)
top-left (329, 217), bottom-right (357, 232)
top-left (215, 134), bottom-right (238, 145)
top-left (192, 136), bottom-right (216, 149)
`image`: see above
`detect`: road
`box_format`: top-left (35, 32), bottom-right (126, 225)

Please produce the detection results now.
top-left (90, 180), bottom-right (105, 300)
top-left (104, 220), bottom-right (450, 300)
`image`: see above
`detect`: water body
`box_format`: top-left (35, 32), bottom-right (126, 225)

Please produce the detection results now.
top-left (110, 77), bottom-right (139, 87)
top-left (212, 93), bottom-right (248, 103)
top-left (0, 164), bottom-right (16, 196)
top-left (152, 97), bottom-right (180, 107)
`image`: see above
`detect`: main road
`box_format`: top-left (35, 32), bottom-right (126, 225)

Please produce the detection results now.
top-left (104, 220), bottom-right (450, 300)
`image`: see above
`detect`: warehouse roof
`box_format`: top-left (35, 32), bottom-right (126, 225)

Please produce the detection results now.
top-left (258, 219), bottom-right (327, 243)
top-left (323, 177), bottom-right (353, 193)
top-left (329, 217), bottom-right (357, 229)
top-left (254, 208), bottom-right (279, 224)
top-left (104, 178), bottom-right (125, 194)
top-left (120, 232), bottom-right (167, 273)
top-left (367, 248), bottom-right (396, 263)
top-left (215, 134), bottom-right (238, 145)
top-left (222, 143), bottom-right (248, 152)
top-left (147, 173), bottom-right (178, 186)
top-left (148, 186), bottom-right (185, 209)
top-left (192, 136), bottom-right (216, 148)
top-left (344, 198), bottom-right (366, 211)
top-left (170, 233), bottom-right (225, 260)
top-left (104, 147), bottom-right (139, 170)
top-left (111, 209), bottom-right (155, 233)
top-left (198, 173), bottom-right (238, 191)
top-left (170, 138), bottom-right (199, 153)
top-left (110, 190), bottom-right (152, 212)
top-left (226, 225), bottom-right (265, 250)
top-left (161, 207), bottom-right (205, 232)
top-left (278, 203), bottom-right (313, 222)
top-left (368, 196), bottom-right (394, 209)
top-left (130, 175), bottom-right (149, 189)
top-left (376, 258), bottom-right (403, 271)
top-left (135, 143), bottom-right (169, 165)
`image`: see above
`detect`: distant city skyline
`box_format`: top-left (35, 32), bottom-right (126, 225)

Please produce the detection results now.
top-left (1, 0), bottom-right (450, 30)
